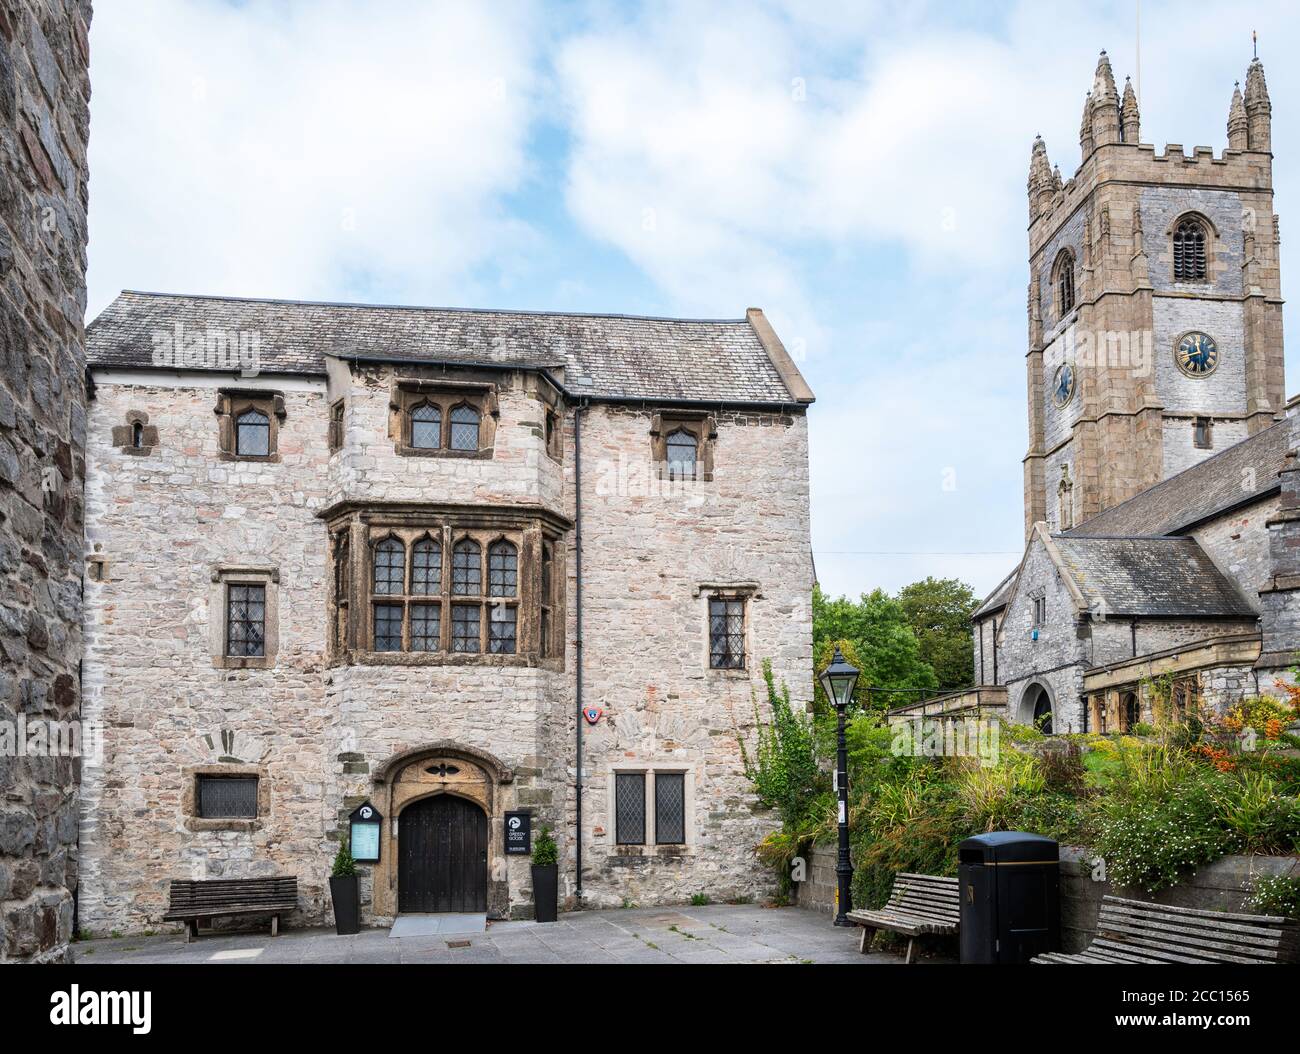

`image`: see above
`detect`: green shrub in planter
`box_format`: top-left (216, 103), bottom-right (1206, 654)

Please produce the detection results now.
top-left (531, 824), bottom-right (559, 922)
top-left (329, 837), bottom-right (361, 935)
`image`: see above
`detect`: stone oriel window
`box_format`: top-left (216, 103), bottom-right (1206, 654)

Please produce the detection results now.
top-left (708, 595), bottom-right (746, 670)
top-left (327, 508), bottom-right (567, 665)
top-left (1052, 249), bottom-right (1075, 320)
top-left (210, 567), bottom-right (279, 669)
top-left (1173, 216), bottom-right (1209, 281)
top-left (111, 410), bottom-right (159, 455)
top-left (331, 530), bottom-right (350, 651)
top-left (650, 411), bottom-right (716, 482)
top-left (215, 389), bottom-right (285, 462)
top-left (389, 380), bottom-right (498, 458)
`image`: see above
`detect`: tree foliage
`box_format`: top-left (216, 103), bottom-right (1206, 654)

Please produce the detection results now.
top-left (897, 577), bottom-right (978, 693)
top-left (812, 585), bottom-right (937, 711)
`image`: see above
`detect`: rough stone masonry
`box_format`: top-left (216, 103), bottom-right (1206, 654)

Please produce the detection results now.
top-left (0, 0), bottom-right (93, 963)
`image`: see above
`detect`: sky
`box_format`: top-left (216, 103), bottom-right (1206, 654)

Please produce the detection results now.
top-left (85, 0), bottom-right (1300, 602)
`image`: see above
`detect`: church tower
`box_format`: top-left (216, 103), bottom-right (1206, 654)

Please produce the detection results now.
top-left (1024, 51), bottom-right (1284, 536)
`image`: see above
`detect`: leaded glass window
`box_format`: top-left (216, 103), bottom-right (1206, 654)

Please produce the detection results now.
top-left (197, 776), bottom-right (258, 819)
top-left (615, 772), bottom-right (646, 845)
top-left (451, 603), bottom-right (480, 653)
top-left (1173, 218), bottom-right (1207, 281)
top-left (452, 540), bottom-right (481, 595)
top-left (666, 428), bottom-right (697, 481)
top-left (708, 596), bottom-right (745, 670)
top-left (488, 603), bottom-right (516, 654)
top-left (488, 540), bottom-right (517, 597)
top-left (411, 402), bottom-right (441, 449)
top-left (374, 603), bottom-right (403, 651)
top-left (373, 537), bottom-right (405, 595)
top-left (411, 602), bottom-right (440, 652)
top-left (411, 537), bottom-right (442, 594)
top-left (235, 408), bottom-right (270, 456)
top-left (450, 404), bottom-right (480, 451)
top-left (226, 583), bottom-right (266, 657)
top-left (655, 773), bottom-right (686, 845)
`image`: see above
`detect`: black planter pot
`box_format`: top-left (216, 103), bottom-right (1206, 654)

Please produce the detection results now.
top-left (329, 874), bottom-right (361, 935)
top-left (531, 864), bottom-right (558, 923)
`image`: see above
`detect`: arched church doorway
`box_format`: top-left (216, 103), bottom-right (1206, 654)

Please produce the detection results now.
top-left (398, 794), bottom-right (488, 913)
top-left (1024, 683), bottom-right (1054, 734)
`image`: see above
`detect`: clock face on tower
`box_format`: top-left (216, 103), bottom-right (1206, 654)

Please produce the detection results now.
top-left (1175, 331), bottom-right (1219, 377)
top-left (1051, 363), bottom-right (1075, 408)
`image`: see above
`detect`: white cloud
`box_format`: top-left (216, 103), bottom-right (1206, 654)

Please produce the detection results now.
top-left (87, 0), bottom-right (545, 314)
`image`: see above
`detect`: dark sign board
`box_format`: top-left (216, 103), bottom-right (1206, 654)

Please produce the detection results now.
top-left (504, 810), bottom-right (531, 855)
top-left (348, 801), bottom-right (383, 863)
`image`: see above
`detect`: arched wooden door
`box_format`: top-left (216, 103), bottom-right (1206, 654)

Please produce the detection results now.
top-left (398, 795), bottom-right (488, 913)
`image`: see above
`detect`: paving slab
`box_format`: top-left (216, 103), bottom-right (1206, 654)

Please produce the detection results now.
top-left (73, 905), bottom-right (950, 964)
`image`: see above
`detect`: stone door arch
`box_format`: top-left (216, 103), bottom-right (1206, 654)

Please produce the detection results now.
top-left (370, 743), bottom-right (513, 919)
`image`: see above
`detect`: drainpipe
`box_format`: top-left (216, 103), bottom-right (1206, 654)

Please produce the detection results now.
top-left (573, 400), bottom-right (588, 905)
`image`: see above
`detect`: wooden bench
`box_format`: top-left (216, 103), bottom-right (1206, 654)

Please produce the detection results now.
top-left (1033, 895), bottom-right (1300, 965)
top-left (846, 872), bottom-right (960, 963)
top-left (163, 877), bottom-right (298, 942)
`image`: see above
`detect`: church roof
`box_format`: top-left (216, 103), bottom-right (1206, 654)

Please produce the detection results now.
top-left (972, 568), bottom-right (1016, 619)
top-left (1065, 416), bottom-right (1291, 537)
top-left (1051, 535), bottom-right (1258, 619)
top-left (86, 290), bottom-right (813, 406)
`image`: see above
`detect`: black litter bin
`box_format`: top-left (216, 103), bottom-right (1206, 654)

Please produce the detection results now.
top-left (958, 831), bottom-right (1060, 964)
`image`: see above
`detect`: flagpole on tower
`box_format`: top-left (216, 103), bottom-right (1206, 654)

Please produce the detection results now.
top-left (1135, 0), bottom-right (1141, 103)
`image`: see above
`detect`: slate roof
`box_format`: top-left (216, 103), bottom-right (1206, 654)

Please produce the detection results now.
top-left (1051, 535), bottom-right (1257, 618)
top-left (1065, 416), bottom-right (1291, 537)
top-left (973, 569), bottom-right (1016, 619)
top-left (86, 290), bottom-right (812, 405)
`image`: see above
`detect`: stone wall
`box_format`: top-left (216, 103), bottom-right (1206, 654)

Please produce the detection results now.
top-left (1060, 847), bottom-right (1298, 952)
top-left (78, 366), bottom-right (813, 932)
top-left (0, 0), bottom-right (92, 963)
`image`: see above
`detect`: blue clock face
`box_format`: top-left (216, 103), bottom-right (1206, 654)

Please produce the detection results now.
top-left (1052, 363), bottom-right (1075, 408)
top-left (1176, 331), bottom-right (1218, 377)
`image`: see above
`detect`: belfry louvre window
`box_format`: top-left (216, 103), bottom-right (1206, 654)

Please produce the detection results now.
top-left (615, 772), bottom-right (646, 845)
top-left (1173, 218), bottom-right (1208, 281)
top-left (709, 596), bottom-right (745, 670)
top-left (226, 584), bottom-right (266, 657)
top-left (1053, 250), bottom-right (1075, 318)
top-left (655, 773), bottom-right (686, 844)
top-left (197, 776), bottom-right (258, 819)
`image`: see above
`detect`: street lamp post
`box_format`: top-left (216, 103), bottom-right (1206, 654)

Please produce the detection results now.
top-left (819, 646), bottom-right (860, 927)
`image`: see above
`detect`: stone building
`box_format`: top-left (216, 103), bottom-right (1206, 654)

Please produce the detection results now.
top-left (897, 52), bottom-right (1300, 735)
top-left (0, 1), bottom-right (92, 963)
top-left (77, 291), bottom-right (815, 932)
